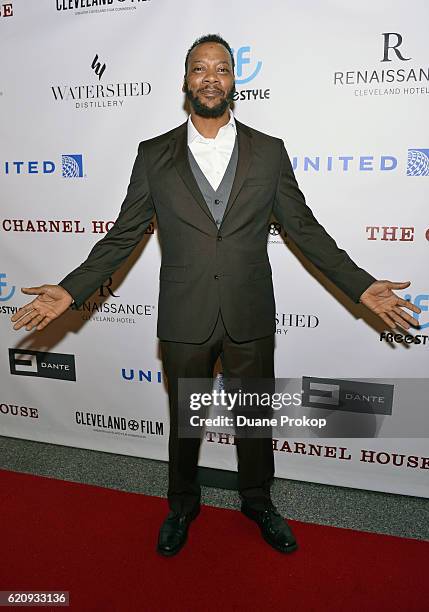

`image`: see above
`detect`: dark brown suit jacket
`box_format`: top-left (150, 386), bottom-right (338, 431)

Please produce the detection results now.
top-left (58, 119), bottom-right (375, 342)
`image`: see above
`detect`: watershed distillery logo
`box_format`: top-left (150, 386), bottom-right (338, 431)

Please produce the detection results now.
top-left (55, 0), bottom-right (150, 17)
top-left (2, 154), bottom-right (84, 177)
top-left (276, 311), bottom-right (320, 336)
top-left (231, 45), bottom-right (270, 101)
top-left (50, 52), bottom-right (151, 110)
top-left (334, 32), bottom-right (428, 97)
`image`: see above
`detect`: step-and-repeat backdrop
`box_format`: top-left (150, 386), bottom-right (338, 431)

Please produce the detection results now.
top-left (1, 0), bottom-right (428, 497)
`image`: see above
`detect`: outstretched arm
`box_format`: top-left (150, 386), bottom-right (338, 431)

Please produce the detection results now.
top-left (58, 142), bottom-right (155, 307)
top-left (11, 142), bottom-right (155, 332)
top-left (272, 141), bottom-right (421, 328)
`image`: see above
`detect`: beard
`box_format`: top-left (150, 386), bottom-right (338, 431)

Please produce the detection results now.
top-left (184, 81), bottom-right (235, 118)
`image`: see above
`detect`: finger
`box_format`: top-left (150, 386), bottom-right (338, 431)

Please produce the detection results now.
top-left (389, 310), bottom-right (410, 330)
top-left (385, 281), bottom-right (411, 289)
top-left (21, 286), bottom-right (45, 295)
top-left (380, 312), bottom-right (397, 330)
top-left (25, 313), bottom-right (45, 331)
top-left (10, 303), bottom-right (37, 322)
top-left (36, 315), bottom-right (52, 331)
top-left (397, 297), bottom-right (422, 314)
top-left (393, 306), bottom-right (420, 327)
top-left (12, 310), bottom-right (41, 330)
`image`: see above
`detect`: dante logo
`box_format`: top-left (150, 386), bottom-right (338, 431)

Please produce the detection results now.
top-left (0, 3), bottom-right (13, 17)
top-left (0, 273), bottom-right (15, 301)
top-left (232, 46), bottom-right (262, 84)
top-left (381, 33), bottom-right (411, 63)
top-left (9, 349), bottom-right (76, 381)
top-left (302, 377), bottom-right (394, 415)
top-left (62, 154), bottom-right (83, 178)
top-left (406, 149), bottom-right (429, 176)
top-left (404, 294), bottom-right (429, 329)
top-left (91, 54), bottom-right (106, 80)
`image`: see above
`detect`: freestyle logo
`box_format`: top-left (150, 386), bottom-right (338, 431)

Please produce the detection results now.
top-left (0, 273), bottom-right (15, 301)
top-left (230, 45), bottom-right (269, 101)
top-left (231, 46), bottom-right (262, 84)
top-left (403, 294), bottom-right (429, 330)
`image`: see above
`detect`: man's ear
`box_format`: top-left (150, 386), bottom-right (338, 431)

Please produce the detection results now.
top-left (182, 77), bottom-right (187, 94)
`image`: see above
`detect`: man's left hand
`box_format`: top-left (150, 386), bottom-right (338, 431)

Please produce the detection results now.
top-left (359, 280), bottom-right (421, 330)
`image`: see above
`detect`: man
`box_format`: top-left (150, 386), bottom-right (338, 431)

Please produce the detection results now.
top-left (10, 34), bottom-right (421, 556)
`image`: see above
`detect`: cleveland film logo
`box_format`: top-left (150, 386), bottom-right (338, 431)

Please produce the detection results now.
top-left (9, 349), bottom-right (76, 381)
top-left (75, 411), bottom-right (164, 437)
top-left (55, 0), bottom-right (150, 16)
top-left (302, 377), bottom-right (394, 415)
top-left (334, 33), bottom-right (429, 97)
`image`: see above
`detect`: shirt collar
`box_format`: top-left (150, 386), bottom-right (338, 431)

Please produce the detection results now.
top-left (187, 108), bottom-right (236, 144)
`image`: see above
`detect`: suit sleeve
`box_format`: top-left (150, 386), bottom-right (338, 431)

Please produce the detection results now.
top-left (58, 142), bottom-right (155, 308)
top-left (273, 141), bottom-right (376, 303)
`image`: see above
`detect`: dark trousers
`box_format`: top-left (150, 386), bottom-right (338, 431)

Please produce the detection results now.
top-left (160, 309), bottom-right (275, 513)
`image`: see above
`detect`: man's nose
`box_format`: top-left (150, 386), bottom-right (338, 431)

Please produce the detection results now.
top-left (203, 69), bottom-right (219, 83)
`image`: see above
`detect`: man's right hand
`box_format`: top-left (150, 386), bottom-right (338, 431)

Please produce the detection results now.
top-left (10, 285), bottom-right (74, 332)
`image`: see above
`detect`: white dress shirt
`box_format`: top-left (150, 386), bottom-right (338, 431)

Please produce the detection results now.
top-left (187, 108), bottom-right (237, 191)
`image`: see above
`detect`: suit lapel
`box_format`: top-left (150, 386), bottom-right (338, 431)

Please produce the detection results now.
top-left (170, 122), bottom-right (216, 224)
top-left (169, 117), bottom-right (253, 227)
top-left (221, 119), bottom-right (252, 224)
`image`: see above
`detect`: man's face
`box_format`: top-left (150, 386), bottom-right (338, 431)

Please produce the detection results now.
top-left (184, 42), bottom-right (235, 118)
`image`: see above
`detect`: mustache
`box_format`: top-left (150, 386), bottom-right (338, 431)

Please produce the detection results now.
top-left (198, 87), bottom-right (224, 93)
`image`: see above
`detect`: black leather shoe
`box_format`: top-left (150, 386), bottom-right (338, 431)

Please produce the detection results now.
top-left (241, 501), bottom-right (298, 553)
top-left (156, 506), bottom-right (200, 557)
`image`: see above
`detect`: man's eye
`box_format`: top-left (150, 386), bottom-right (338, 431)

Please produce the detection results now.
top-left (193, 66), bottom-right (204, 72)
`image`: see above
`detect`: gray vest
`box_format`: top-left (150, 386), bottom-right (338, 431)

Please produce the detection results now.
top-left (187, 136), bottom-right (238, 228)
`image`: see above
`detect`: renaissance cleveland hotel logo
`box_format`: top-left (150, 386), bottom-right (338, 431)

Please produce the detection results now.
top-left (334, 32), bottom-right (428, 97)
top-left (50, 53), bottom-right (151, 110)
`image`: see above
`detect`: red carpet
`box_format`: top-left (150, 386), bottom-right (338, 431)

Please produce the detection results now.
top-left (0, 469), bottom-right (427, 612)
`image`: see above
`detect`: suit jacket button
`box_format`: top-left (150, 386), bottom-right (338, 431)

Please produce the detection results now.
top-left (214, 274), bottom-right (219, 280)
top-left (217, 236), bottom-right (222, 241)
